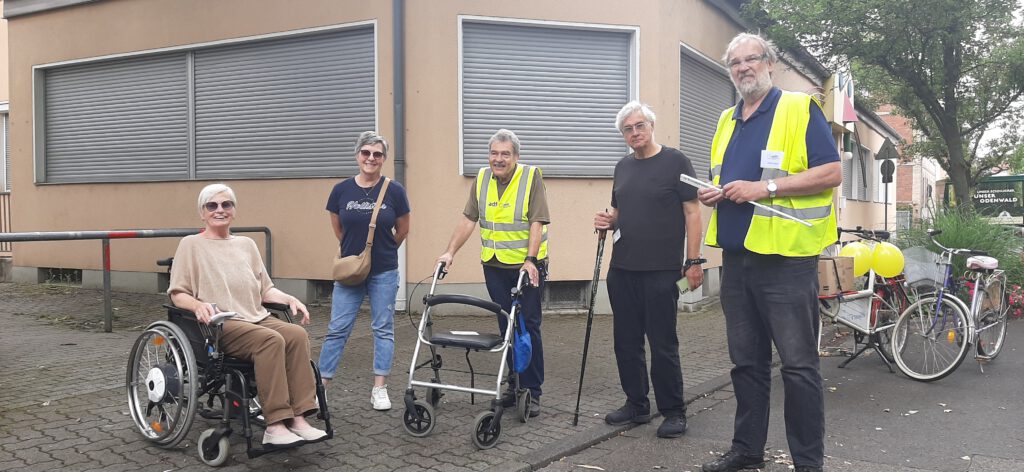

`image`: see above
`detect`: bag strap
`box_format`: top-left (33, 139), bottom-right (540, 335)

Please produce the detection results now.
top-left (364, 177), bottom-right (391, 248)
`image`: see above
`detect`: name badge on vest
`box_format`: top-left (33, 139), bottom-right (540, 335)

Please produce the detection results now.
top-left (760, 150), bottom-right (784, 170)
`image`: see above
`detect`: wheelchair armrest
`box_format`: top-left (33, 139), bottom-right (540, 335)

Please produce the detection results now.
top-left (209, 312), bottom-right (238, 326)
top-left (262, 302), bottom-right (290, 312)
top-left (164, 304), bottom-right (236, 326)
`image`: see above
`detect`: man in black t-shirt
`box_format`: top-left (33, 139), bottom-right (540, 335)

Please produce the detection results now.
top-left (594, 101), bottom-right (704, 439)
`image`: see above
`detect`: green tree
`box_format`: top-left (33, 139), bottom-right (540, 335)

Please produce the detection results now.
top-left (744, 0), bottom-right (1024, 206)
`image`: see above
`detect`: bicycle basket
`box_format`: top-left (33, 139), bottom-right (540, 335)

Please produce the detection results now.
top-left (902, 246), bottom-right (944, 288)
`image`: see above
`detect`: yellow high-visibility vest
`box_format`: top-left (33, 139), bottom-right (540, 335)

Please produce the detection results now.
top-left (476, 164), bottom-right (549, 264)
top-left (705, 91), bottom-right (837, 256)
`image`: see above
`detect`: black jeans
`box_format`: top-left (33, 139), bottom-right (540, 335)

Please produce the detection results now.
top-left (607, 268), bottom-right (685, 416)
top-left (484, 264), bottom-right (545, 398)
top-left (721, 251), bottom-right (824, 467)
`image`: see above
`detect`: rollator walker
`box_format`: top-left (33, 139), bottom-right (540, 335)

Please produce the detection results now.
top-left (402, 262), bottom-right (532, 449)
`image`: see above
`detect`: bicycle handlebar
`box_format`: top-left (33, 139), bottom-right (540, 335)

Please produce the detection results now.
top-left (926, 229), bottom-right (988, 256)
top-left (838, 226), bottom-right (890, 241)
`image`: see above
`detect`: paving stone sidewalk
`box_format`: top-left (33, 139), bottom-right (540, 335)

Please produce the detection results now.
top-left (0, 282), bottom-right (734, 471)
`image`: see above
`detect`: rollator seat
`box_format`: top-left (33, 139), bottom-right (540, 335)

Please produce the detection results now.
top-left (429, 331), bottom-right (503, 350)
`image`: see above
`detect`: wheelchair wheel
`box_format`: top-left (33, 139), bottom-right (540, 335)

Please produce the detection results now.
top-left (472, 410), bottom-right (501, 449)
top-left (402, 400), bottom-right (436, 438)
top-left (126, 321), bottom-right (199, 448)
top-left (197, 428), bottom-right (231, 467)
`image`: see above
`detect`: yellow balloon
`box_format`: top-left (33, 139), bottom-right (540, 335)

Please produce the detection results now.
top-left (872, 242), bottom-right (905, 278)
top-left (839, 241), bottom-right (872, 276)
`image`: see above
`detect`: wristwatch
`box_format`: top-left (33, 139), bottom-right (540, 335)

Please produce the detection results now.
top-left (683, 258), bottom-right (707, 270)
top-left (766, 179), bottom-right (778, 198)
top-left (524, 256), bottom-right (538, 264)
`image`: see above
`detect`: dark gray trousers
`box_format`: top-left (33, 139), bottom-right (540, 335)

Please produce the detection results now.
top-left (721, 251), bottom-right (824, 467)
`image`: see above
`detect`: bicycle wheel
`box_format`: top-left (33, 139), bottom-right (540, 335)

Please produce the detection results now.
top-left (976, 278), bottom-right (1009, 359)
top-left (892, 296), bottom-right (969, 382)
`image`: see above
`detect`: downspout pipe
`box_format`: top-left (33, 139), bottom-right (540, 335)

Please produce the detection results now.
top-left (393, 0), bottom-right (408, 311)
top-left (393, 0), bottom-right (406, 185)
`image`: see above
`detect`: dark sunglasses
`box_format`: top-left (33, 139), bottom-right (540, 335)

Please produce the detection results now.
top-left (204, 201), bottom-right (235, 212)
top-left (359, 149), bottom-right (386, 159)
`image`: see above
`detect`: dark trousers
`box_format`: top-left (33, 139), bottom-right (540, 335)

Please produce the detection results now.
top-left (720, 251), bottom-right (824, 467)
top-left (484, 264), bottom-right (545, 398)
top-left (606, 268), bottom-right (685, 416)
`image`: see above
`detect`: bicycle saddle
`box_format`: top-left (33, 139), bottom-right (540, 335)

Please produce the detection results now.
top-left (966, 255), bottom-right (998, 271)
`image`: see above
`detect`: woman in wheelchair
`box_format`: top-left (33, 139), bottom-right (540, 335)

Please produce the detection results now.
top-left (167, 183), bottom-right (327, 447)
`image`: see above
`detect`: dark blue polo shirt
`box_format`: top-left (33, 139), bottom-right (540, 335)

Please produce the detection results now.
top-left (715, 87), bottom-right (840, 253)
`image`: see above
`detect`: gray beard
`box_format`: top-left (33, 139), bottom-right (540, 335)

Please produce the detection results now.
top-left (737, 76), bottom-right (772, 103)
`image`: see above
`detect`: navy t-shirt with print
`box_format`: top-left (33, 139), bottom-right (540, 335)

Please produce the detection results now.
top-left (326, 177), bottom-right (410, 275)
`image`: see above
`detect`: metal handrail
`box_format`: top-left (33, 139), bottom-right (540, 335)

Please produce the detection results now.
top-left (0, 226), bottom-right (273, 332)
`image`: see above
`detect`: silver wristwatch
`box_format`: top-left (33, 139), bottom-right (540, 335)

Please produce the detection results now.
top-left (766, 179), bottom-right (778, 198)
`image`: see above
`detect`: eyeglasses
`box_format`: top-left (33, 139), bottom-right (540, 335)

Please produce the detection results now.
top-left (621, 121), bottom-right (649, 135)
top-left (359, 149), bottom-right (385, 159)
top-left (728, 54), bottom-right (767, 69)
top-left (203, 201), bottom-right (235, 212)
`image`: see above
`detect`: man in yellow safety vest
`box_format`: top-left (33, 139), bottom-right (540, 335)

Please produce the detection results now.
top-left (696, 33), bottom-right (841, 472)
top-left (437, 129), bottom-right (549, 416)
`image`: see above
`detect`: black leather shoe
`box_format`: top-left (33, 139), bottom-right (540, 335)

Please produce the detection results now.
top-left (701, 450), bottom-right (766, 472)
top-left (500, 388), bottom-right (516, 408)
top-left (528, 396), bottom-right (540, 418)
top-left (656, 415), bottom-right (687, 438)
top-left (794, 466), bottom-right (823, 472)
top-left (604, 403), bottom-right (651, 426)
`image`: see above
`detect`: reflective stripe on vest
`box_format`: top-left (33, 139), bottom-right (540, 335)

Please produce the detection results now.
top-left (476, 164), bottom-right (549, 264)
top-left (704, 91), bottom-right (837, 257)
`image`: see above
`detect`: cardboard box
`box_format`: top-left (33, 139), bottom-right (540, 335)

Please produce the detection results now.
top-left (818, 257), bottom-right (854, 296)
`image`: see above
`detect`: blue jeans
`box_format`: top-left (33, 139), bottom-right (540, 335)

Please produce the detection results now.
top-left (318, 269), bottom-right (400, 379)
top-left (721, 252), bottom-right (823, 467)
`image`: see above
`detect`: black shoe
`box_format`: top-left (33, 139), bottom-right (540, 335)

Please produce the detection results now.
top-left (656, 415), bottom-right (687, 438)
top-left (701, 450), bottom-right (766, 472)
top-left (500, 387), bottom-right (516, 408)
top-left (528, 396), bottom-right (540, 418)
top-left (794, 466), bottom-right (823, 472)
top-left (604, 403), bottom-right (651, 426)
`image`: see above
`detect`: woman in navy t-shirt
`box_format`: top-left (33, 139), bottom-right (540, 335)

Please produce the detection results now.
top-left (319, 131), bottom-right (411, 411)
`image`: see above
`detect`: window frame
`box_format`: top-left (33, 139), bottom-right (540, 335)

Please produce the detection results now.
top-left (457, 15), bottom-right (639, 178)
top-left (32, 20), bottom-right (379, 185)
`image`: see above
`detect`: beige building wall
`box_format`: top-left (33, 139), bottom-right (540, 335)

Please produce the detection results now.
top-left (0, 0), bottom-right (8, 103)
top-left (4, 0), bottom-right (898, 301)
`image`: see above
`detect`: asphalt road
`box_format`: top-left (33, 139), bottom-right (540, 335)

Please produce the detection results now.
top-left (541, 319), bottom-right (1024, 472)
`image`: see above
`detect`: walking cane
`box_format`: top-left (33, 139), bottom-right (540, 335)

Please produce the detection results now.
top-left (572, 228), bottom-right (608, 426)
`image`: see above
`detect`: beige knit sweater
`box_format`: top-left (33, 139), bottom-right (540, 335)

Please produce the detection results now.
top-left (167, 234), bottom-right (274, 323)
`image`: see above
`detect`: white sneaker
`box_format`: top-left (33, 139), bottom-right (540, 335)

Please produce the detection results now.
top-left (371, 385), bottom-right (391, 410)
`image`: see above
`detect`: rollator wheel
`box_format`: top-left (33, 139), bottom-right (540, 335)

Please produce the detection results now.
top-left (402, 400), bottom-right (436, 438)
top-left (126, 321), bottom-right (198, 448)
top-left (472, 411), bottom-right (501, 449)
top-left (197, 428), bottom-right (231, 467)
top-left (426, 387), bottom-right (443, 408)
top-left (516, 389), bottom-right (531, 423)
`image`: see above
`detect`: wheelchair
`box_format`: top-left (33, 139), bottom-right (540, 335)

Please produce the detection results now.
top-left (125, 258), bottom-right (333, 466)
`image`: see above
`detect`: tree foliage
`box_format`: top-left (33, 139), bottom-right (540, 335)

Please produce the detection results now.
top-left (744, 0), bottom-right (1024, 205)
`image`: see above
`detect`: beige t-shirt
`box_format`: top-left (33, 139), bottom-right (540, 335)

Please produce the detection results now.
top-left (167, 234), bottom-right (274, 323)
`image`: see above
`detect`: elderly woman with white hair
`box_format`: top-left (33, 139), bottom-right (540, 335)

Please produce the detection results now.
top-left (168, 183), bottom-right (327, 448)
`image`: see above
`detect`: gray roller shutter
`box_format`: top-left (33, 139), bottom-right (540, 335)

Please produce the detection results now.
top-left (842, 154), bottom-right (853, 198)
top-left (194, 27), bottom-right (375, 178)
top-left (461, 21), bottom-right (631, 177)
top-left (44, 54), bottom-right (190, 183)
top-left (679, 51), bottom-right (735, 180)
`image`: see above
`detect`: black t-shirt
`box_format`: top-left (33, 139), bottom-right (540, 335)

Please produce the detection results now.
top-left (609, 146), bottom-right (697, 271)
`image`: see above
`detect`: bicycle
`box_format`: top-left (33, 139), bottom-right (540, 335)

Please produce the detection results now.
top-left (891, 229), bottom-right (1010, 382)
top-left (818, 227), bottom-right (912, 371)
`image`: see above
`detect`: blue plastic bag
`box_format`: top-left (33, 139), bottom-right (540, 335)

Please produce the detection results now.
top-left (513, 311), bottom-right (532, 373)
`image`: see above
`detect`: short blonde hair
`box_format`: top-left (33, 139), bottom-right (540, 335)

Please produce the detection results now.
top-left (197, 183), bottom-right (236, 213)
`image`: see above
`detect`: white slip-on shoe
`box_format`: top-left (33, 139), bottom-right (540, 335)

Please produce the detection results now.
top-left (262, 429), bottom-right (304, 447)
top-left (371, 385), bottom-right (392, 411)
top-left (287, 425), bottom-right (328, 442)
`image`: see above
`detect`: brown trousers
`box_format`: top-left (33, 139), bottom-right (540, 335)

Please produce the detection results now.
top-left (220, 316), bottom-right (317, 425)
